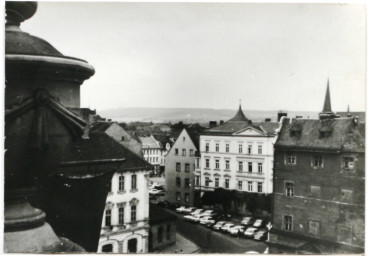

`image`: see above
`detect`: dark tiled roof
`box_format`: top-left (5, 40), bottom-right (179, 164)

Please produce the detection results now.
top-left (204, 120), bottom-right (278, 136)
top-left (229, 105), bottom-right (249, 121)
top-left (149, 204), bottom-right (176, 224)
top-left (90, 122), bottom-right (113, 132)
top-left (60, 133), bottom-right (152, 171)
top-left (275, 117), bottom-right (365, 153)
top-left (153, 134), bottom-right (173, 149)
top-left (186, 128), bottom-right (201, 149)
top-left (336, 112), bottom-right (365, 123)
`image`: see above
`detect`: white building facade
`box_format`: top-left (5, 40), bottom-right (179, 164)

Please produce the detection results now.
top-left (197, 106), bottom-right (279, 197)
top-left (139, 135), bottom-right (163, 174)
top-left (98, 169), bottom-right (151, 253)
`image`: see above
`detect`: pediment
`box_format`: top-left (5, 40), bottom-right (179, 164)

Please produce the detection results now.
top-left (233, 126), bottom-right (264, 136)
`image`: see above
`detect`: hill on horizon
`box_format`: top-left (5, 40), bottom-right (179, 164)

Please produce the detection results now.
top-left (97, 107), bottom-right (319, 123)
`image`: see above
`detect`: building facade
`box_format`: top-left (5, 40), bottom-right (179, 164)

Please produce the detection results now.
top-left (149, 204), bottom-right (177, 252)
top-left (197, 105), bottom-right (279, 214)
top-left (139, 135), bottom-right (163, 174)
top-left (165, 128), bottom-right (200, 206)
top-left (269, 84), bottom-right (365, 254)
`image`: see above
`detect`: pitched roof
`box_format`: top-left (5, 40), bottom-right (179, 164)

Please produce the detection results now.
top-left (153, 134), bottom-right (173, 149)
top-left (275, 117), bottom-right (365, 153)
top-left (60, 133), bottom-right (152, 173)
top-left (336, 111), bottom-right (365, 123)
top-left (90, 122), bottom-right (113, 132)
top-left (138, 136), bottom-right (161, 149)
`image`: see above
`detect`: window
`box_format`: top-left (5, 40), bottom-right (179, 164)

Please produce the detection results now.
top-left (182, 149), bottom-right (186, 156)
top-left (248, 145), bottom-right (252, 154)
top-left (226, 160), bottom-right (230, 170)
top-left (158, 226), bottom-right (163, 243)
top-left (320, 131), bottom-right (331, 138)
top-left (283, 215), bottom-right (293, 231)
top-left (189, 149), bottom-right (194, 156)
top-left (341, 189), bottom-right (353, 202)
top-left (258, 163), bottom-right (263, 173)
top-left (337, 225), bottom-right (352, 244)
top-left (226, 144), bottom-right (229, 152)
top-left (238, 180), bottom-right (243, 190)
top-left (239, 144), bottom-right (243, 153)
top-left (308, 220), bottom-right (320, 236)
top-left (121, 136), bottom-right (125, 141)
top-left (176, 163), bottom-right (181, 172)
top-left (205, 143), bottom-right (209, 152)
top-left (310, 186), bottom-right (321, 197)
top-left (312, 155), bottom-right (323, 168)
top-left (167, 224), bottom-right (171, 240)
top-left (119, 176), bottom-right (124, 191)
top-left (119, 207), bottom-right (124, 224)
top-left (185, 193), bottom-right (190, 203)
top-left (258, 182), bottom-right (263, 192)
top-left (195, 176), bottom-right (200, 186)
top-left (285, 182), bottom-right (294, 197)
top-left (175, 148), bottom-right (178, 155)
top-left (205, 177), bottom-right (210, 187)
top-left (286, 154), bottom-right (296, 165)
top-left (215, 159), bottom-right (220, 169)
top-left (248, 162), bottom-right (253, 172)
top-left (239, 161), bottom-right (243, 171)
top-left (225, 179), bottom-right (230, 189)
top-left (215, 178), bottom-right (219, 188)
top-left (183, 136), bottom-right (186, 142)
top-left (176, 177), bottom-right (181, 188)
top-left (196, 158), bottom-right (200, 168)
top-left (342, 157), bottom-right (354, 170)
top-left (131, 205), bottom-right (136, 221)
top-left (248, 181), bottom-right (253, 192)
top-left (184, 178), bottom-right (190, 188)
top-left (176, 192), bottom-right (181, 201)
top-left (102, 244), bottom-right (113, 252)
top-left (216, 143), bottom-right (219, 152)
top-left (131, 174), bottom-right (137, 190)
top-left (205, 159), bottom-right (210, 168)
top-left (258, 145), bottom-right (262, 154)
top-left (105, 209), bottom-right (111, 226)
top-left (185, 163), bottom-right (190, 172)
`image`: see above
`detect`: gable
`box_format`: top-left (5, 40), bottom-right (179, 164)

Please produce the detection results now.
top-left (167, 129), bottom-right (197, 157)
top-left (234, 127), bottom-right (265, 136)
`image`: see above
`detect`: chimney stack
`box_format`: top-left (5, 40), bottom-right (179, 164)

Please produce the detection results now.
top-left (209, 121), bottom-right (217, 128)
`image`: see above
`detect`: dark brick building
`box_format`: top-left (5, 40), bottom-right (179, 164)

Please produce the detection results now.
top-left (269, 84), bottom-right (365, 254)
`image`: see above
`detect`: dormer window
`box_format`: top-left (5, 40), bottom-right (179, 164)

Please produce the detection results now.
top-left (342, 157), bottom-right (355, 170)
top-left (319, 126), bottom-right (332, 138)
top-left (290, 125), bottom-right (302, 137)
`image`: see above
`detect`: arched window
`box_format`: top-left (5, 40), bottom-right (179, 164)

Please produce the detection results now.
top-left (102, 244), bottom-right (113, 252)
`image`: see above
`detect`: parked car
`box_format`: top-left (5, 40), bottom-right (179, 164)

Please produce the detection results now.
top-left (213, 221), bottom-right (226, 231)
top-left (205, 222), bottom-right (216, 229)
top-left (149, 189), bottom-right (164, 196)
top-left (228, 225), bottom-right (246, 236)
top-left (241, 217), bottom-right (254, 227)
top-left (169, 202), bottom-right (181, 210)
top-left (182, 207), bottom-right (196, 214)
top-left (252, 219), bottom-right (266, 228)
top-left (176, 206), bottom-right (186, 213)
top-left (190, 209), bottom-right (204, 216)
top-left (253, 229), bottom-right (268, 241)
top-left (244, 227), bottom-right (258, 238)
top-left (199, 216), bottom-right (216, 225)
top-left (221, 223), bottom-right (235, 233)
top-left (184, 214), bottom-right (197, 222)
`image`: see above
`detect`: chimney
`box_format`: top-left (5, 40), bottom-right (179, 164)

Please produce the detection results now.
top-left (265, 118), bottom-right (271, 122)
top-left (220, 120), bottom-right (224, 125)
top-left (209, 121), bottom-right (217, 128)
top-left (353, 116), bottom-right (359, 125)
top-left (278, 111), bottom-right (287, 122)
top-left (295, 116), bottom-right (303, 119)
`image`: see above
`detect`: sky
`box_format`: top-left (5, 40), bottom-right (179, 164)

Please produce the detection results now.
top-left (22, 2), bottom-right (366, 112)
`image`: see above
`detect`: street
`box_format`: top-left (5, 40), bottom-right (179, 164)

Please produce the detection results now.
top-left (163, 208), bottom-right (268, 253)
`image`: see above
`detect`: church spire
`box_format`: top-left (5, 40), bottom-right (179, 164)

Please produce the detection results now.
top-left (319, 79), bottom-right (336, 120)
top-left (322, 79), bottom-right (332, 113)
